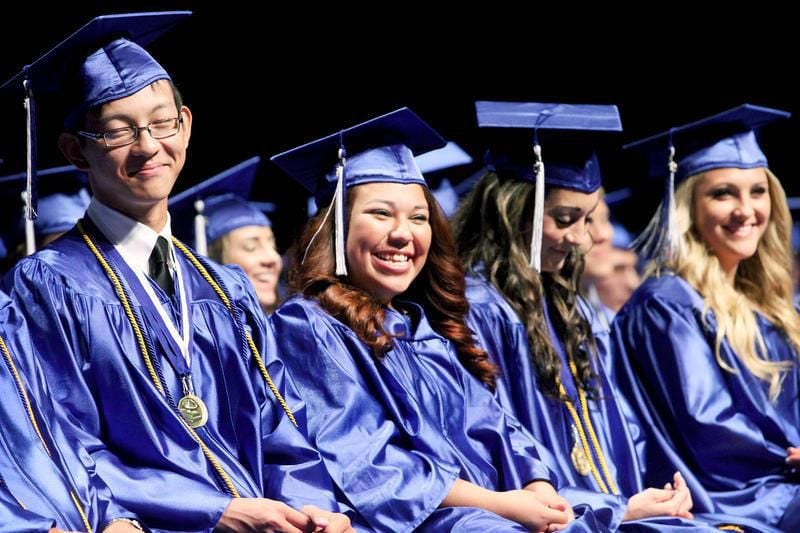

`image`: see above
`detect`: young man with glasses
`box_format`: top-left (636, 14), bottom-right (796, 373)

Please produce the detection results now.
top-left (2, 13), bottom-right (356, 533)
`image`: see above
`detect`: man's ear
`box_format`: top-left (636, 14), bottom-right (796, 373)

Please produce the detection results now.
top-left (180, 105), bottom-right (192, 149)
top-left (58, 132), bottom-right (90, 170)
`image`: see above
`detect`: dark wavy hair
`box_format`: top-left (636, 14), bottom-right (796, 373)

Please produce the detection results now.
top-left (452, 171), bottom-right (597, 400)
top-left (288, 185), bottom-right (497, 388)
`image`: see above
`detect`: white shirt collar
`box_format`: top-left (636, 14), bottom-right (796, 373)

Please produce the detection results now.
top-left (87, 198), bottom-right (173, 275)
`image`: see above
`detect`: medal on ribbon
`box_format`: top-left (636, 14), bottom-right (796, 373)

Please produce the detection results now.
top-left (179, 376), bottom-right (208, 428)
top-left (570, 425), bottom-right (591, 476)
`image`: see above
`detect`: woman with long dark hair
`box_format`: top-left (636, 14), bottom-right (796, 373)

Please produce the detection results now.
top-left (269, 108), bottom-right (612, 532)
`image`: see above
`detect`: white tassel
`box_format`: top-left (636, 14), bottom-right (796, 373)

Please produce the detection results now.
top-left (23, 79), bottom-right (37, 256)
top-left (529, 144), bottom-right (545, 272)
top-left (194, 199), bottom-right (207, 255)
top-left (664, 147), bottom-right (680, 262)
top-left (632, 144), bottom-right (680, 265)
top-left (333, 151), bottom-right (348, 276)
top-left (21, 191), bottom-right (35, 257)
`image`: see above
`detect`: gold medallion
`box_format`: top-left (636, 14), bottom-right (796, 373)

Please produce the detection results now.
top-left (570, 442), bottom-right (592, 476)
top-left (178, 393), bottom-right (209, 428)
top-left (570, 425), bottom-right (591, 475)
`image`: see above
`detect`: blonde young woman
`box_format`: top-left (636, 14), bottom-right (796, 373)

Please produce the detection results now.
top-left (611, 104), bottom-right (800, 530)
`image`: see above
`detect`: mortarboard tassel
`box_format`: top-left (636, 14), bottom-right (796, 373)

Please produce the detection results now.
top-left (633, 139), bottom-right (681, 265)
top-left (333, 145), bottom-right (348, 276)
top-left (193, 199), bottom-right (207, 255)
top-left (23, 76), bottom-right (38, 256)
top-left (529, 143), bottom-right (545, 272)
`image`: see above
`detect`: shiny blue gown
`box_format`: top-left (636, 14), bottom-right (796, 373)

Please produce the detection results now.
top-left (1, 290), bottom-right (135, 532)
top-left (611, 273), bottom-right (800, 529)
top-left (271, 295), bottom-right (616, 533)
top-left (1, 226), bottom-right (345, 532)
top-left (466, 273), bottom-right (773, 532)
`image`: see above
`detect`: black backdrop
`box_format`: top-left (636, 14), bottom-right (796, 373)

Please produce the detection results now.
top-left (2, 2), bottom-right (797, 251)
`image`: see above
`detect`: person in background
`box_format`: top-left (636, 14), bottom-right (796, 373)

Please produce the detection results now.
top-left (170, 156), bottom-right (283, 314)
top-left (0, 165), bottom-right (91, 264)
top-left (580, 189), bottom-right (641, 327)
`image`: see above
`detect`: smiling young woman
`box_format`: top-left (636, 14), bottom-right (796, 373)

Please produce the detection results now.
top-left (612, 104), bottom-right (800, 530)
top-left (268, 108), bottom-right (612, 532)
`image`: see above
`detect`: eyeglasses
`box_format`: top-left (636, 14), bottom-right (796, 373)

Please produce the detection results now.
top-left (78, 117), bottom-right (183, 147)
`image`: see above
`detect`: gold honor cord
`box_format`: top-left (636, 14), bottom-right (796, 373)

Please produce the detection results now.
top-left (77, 221), bottom-right (240, 497)
top-left (172, 239), bottom-right (297, 427)
top-left (560, 358), bottom-right (619, 495)
top-left (1, 336), bottom-right (93, 532)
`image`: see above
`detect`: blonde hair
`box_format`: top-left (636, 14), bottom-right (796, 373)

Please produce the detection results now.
top-left (649, 168), bottom-right (800, 400)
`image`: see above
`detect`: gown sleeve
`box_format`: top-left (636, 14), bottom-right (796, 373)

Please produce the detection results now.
top-left (233, 275), bottom-right (344, 513)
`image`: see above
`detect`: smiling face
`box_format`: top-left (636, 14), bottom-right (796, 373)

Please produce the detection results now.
top-left (540, 187), bottom-right (600, 273)
top-left (693, 167), bottom-right (770, 273)
top-left (221, 225), bottom-right (282, 312)
top-left (60, 80), bottom-right (192, 223)
top-left (345, 182), bottom-right (432, 305)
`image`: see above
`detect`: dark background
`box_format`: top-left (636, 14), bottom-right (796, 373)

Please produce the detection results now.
top-left (2, 3), bottom-right (797, 251)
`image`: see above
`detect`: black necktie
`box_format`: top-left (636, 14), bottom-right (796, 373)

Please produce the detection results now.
top-left (148, 236), bottom-right (174, 296)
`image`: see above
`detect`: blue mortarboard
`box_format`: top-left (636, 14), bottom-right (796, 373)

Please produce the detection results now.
top-left (625, 104), bottom-right (790, 264)
top-left (625, 104), bottom-right (790, 182)
top-left (271, 107), bottom-right (446, 275)
top-left (0, 165), bottom-right (89, 254)
top-left (415, 141), bottom-right (473, 174)
top-left (0, 12), bottom-right (190, 239)
top-left (36, 189), bottom-right (91, 236)
top-left (475, 101), bottom-right (622, 271)
top-left (431, 178), bottom-right (460, 218)
top-left (204, 195), bottom-right (271, 244)
top-left (1, 12), bottom-right (190, 126)
top-left (415, 142), bottom-right (473, 217)
top-left (169, 156), bottom-right (266, 254)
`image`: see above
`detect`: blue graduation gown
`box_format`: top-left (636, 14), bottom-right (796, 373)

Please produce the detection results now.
top-left (1, 290), bottom-right (135, 532)
top-left (466, 273), bottom-right (770, 532)
top-left (611, 274), bottom-right (800, 529)
top-left (271, 295), bottom-right (615, 533)
top-left (2, 228), bottom-right (342, 532)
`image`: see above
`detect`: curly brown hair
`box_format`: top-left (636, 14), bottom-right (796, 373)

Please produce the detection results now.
top-left (452, 171), bottom-right (597, 400)
top-left (288, 184), bottom-right (497, 388)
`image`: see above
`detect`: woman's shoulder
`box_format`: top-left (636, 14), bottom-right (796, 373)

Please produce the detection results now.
top-left (626, 273), bottom-right (703, 311)
top-left (273, 294), bottom-right (329, 322)
top-left (464, 273), bottom-right (524, 326)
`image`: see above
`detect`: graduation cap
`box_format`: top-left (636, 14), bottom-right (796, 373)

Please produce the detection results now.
top-left (624, 103), bottom-right (790, 264)
top-left (415, 141), bottom-right (473, 217)
top-left (271, 107), bottom-right (445, 275)
top-left (0, 11), bottom-right (190, 251)
top-left (0, 165), bottom-right (89, 254)
top-left (169, 156), bottom-right (267, 255)
top-left (475, 101), bottom-right (623, 271)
